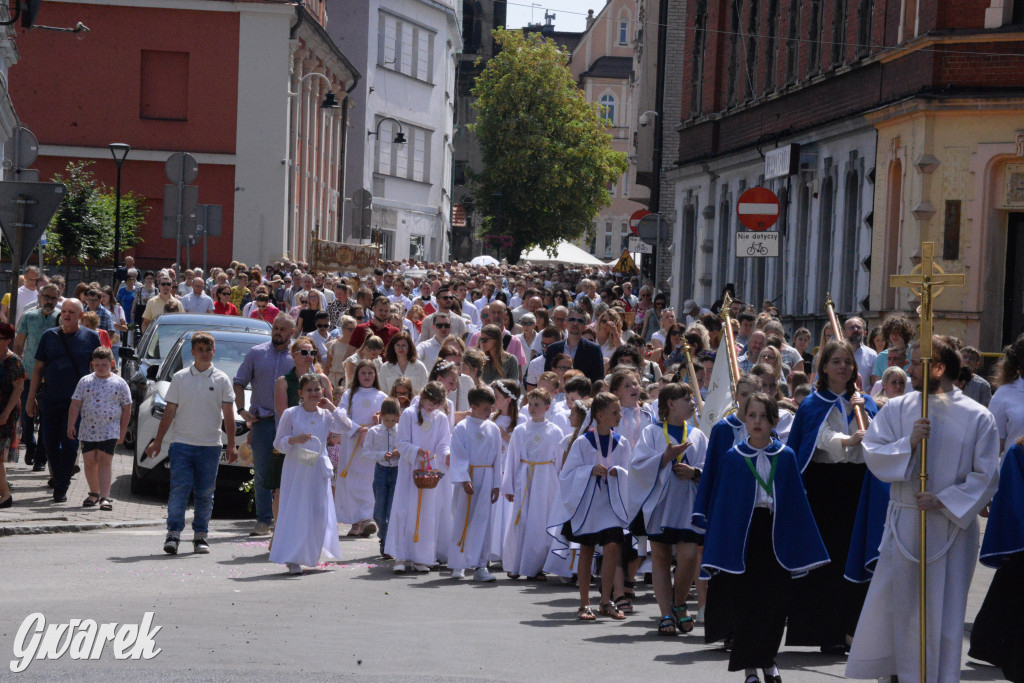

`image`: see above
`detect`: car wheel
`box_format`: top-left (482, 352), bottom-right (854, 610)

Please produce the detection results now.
top-left (123, 412), bottom-right (137, 450)
top-left (130, 451), bottom-right (161, 496)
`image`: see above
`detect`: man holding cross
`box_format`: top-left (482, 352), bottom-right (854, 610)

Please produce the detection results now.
top-left (846, 335), bottom-right (999, 681)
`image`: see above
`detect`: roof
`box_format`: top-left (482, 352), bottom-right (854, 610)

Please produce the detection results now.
top-left (580, 56), bottom-right (632, 80)
top-left (522, 27), bottom-right (584, 54)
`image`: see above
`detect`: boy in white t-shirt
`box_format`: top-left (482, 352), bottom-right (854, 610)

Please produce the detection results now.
top-left (67, 347), bottom-right (132, 512)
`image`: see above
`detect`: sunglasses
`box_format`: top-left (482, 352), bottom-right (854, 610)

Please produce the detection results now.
top-left (317, 324), bottom-right (330, 329)
top-left (159, 282), bottom-right (173, 287)
top-left (567, 317), bottom-right (585, 324)
top-left (435, 323), bottom-right (451, 329)
top-left (294, 349), bottom-right (316, 357)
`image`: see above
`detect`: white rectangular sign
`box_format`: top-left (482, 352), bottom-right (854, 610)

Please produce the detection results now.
top-left (628, 236), bottom-right (652, 254)
top-left (736, 231), bottom-right (780, 257)
top-left (765, 144), bottom-right (799, 180)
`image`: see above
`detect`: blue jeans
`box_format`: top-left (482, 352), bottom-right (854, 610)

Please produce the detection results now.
top-left (373, 464), bottom-right (399, 546)
top-left (166, 443), bottom-right (220, 536)
top-left (250, 419), bottom-right (276, 525)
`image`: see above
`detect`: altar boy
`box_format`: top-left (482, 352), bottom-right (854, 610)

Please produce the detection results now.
top-left (448, 387), bottom-right (503, 581)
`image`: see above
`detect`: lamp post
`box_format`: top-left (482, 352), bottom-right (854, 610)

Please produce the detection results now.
top-left (109, 142), bottom-right (130, 288)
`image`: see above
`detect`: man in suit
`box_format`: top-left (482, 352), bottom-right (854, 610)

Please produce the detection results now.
top-left (544, 304), bottom-right (604, 383)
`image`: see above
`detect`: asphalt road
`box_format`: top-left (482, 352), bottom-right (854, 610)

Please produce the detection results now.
top-left (0, 522), bottom-right (1008, 682)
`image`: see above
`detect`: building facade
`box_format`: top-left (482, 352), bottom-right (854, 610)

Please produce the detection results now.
top-left (327, 0), bottom-right (461, 263)
top-left (10, 0), bottom-right (358, 269)
top-left (0, 11), bottom-right (18, 163)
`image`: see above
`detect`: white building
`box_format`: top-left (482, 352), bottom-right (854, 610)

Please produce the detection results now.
top-left (327, 0), bottom-right (461, 262)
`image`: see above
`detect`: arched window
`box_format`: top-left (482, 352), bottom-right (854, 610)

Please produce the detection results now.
top-left (882, 160), bottom-right (903, 309)
top-left (816, 175), bottom-right (836, 305)
top-left (680, 204), bottom-right (697, 298)
top-left (599, 93), bottom-right (616, 124)
top-left (841, 170), bottom-right (861, 310)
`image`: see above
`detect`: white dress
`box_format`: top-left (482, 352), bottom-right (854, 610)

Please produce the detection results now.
top-left (846, 389), bottom-right (1000, 682)
top-left (501, 420), bottom-right (563, 576)
top-left (543, 433), bottom-right (581, 577)
top-left (334, 388), bottom-right (387, 524)
top-left (382, 406), bottom-right (452, 565)
top-left (989, 376), bottom-right (1024, 454)
top-left (448, 417), bottom-right (503, 570)
top-left (270, 405), bottom-right (351, 568)
top-left (628, 422), bottom-right (708, 538)
top-left (489, 412), bottom-right (527, 562)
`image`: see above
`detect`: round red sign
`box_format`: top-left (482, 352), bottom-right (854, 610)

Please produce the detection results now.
top-left (736, 187), bottom-right (780, 231)
top-left (629, 209), bottom-right (651, 236)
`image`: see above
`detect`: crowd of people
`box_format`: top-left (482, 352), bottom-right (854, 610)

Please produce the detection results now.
top-left (1, 254), bottom-right (1022, 683)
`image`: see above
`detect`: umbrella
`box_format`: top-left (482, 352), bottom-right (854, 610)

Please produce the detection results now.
top-left (470, 255), bottom-right (500, 267)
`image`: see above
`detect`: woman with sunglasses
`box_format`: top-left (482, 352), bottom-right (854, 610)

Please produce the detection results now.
top-left (641, 293), bottom-right (667, 342)
top-left (213, 284), bottom-right (239, 316)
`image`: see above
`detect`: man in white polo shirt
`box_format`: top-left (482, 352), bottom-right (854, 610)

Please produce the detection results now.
top-left (146, 331), bottom-right (237, 555)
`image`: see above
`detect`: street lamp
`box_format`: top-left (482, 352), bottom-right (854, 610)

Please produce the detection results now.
top-left (368, 116), bottom-right (407, 144)
top-left (109, 142), bottom-right (130, 288)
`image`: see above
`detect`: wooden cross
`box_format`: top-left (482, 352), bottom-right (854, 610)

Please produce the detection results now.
top-left (888, 242), bottom-right (965, 360)
top-left (888, 240), bottom-right (964, 683)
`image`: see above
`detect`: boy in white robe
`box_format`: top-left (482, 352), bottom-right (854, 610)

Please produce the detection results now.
top-left (502, 389), bottom-right (563, 579)
top-left (448, 387), bottom-right (503, 581)
top-left (847, 338), bottom-right (1000, 682)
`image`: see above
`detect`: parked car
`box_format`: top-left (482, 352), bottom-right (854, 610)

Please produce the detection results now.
top-left (130, 328), bottom-right (270, 495)
top-left (119, 313), bottom-right (271, 447)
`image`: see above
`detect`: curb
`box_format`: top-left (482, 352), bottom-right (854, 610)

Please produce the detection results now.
top-left (0, 518), bottom-right (167, 537)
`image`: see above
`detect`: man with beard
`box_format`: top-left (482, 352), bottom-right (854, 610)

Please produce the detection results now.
top-left (13, 283), bottom-right (60, 469)
top-left (349, 296), bottom-right (400, 351)
top-left (233, 314), bottom-right (295, 536)
top-left (844, 316), bottom-right (877, 391)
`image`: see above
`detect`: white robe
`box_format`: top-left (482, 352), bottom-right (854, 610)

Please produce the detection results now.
top-left (382, 406), bottom-right (452, 565)
top-left (617, 404), bottom-right (655, 449)
top-left (846, 389), bottom-right (1000, 682)
top-left (629, 422), bottom-right (708, 538)
top-left (489, 412), bottom-right (527, 562)
top-left (544, 433), bottom-right (580, 577)
top-left (448, 417), bottom-right (502, 569)
top-left (270, 405), bottom-right (351, 568)
top-left (334, 388), bottom-right (386, 524)
top-left (501, 420), bottom-right (563, 576)
top-left (557, 430), bottom-right (632, 537)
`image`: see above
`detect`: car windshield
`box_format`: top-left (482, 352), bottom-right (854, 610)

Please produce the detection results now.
top-left (164, 339), bottom-right (259, 380)
top-left (143, 322), bottom-right (254, 360)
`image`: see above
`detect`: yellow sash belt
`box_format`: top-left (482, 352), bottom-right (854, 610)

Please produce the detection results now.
top-left (457, 464), bottom-right (487, 552)
top-left (514, 459), bottom-right (555, 526)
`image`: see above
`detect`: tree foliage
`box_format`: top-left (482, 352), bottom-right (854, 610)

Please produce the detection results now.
top-left (45, 161), bottom-right (148, 265)
top-left (470, 29), bottom-right (628, 262)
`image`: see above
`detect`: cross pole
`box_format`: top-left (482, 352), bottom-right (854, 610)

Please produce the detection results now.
top-left (888, 241), bottom-right (965, 683)
top-left (719, 293), bottom-right (741, 398)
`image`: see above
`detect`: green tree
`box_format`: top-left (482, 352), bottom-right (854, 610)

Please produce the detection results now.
top-left (469, 28), bottom-right (628, 262)
top-left (45, 160), bottom-right (147, 265)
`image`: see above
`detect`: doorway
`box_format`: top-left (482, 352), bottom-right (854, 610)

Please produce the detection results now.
top-left (1004, 212), bottom-right (1024, 346)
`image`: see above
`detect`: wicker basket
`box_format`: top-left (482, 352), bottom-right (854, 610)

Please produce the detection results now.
top-left (413, 469), bottom-right (444, 489)
top-left (293, 436), bottom-right (323, 467)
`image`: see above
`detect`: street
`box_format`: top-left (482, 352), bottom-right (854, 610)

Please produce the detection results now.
top-left (0, 517), bottom-right (1007, 681)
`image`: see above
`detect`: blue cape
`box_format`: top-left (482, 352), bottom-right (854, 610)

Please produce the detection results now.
top-left (786, 389), bottom-right (879, 473)
top-left (697, 438), bottom-right (830, 576)
top-left (844, 470), bottom-right (891, 582)
top-left (980, 443), bottom-right (1024, 568)
top-left (692, 413), bottom-right (744, 531)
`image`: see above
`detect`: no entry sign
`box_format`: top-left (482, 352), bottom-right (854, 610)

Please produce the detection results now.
top-left (736, 187), bottom-right (779, 231)
top-left (629, 209), bottom-right (651, 236)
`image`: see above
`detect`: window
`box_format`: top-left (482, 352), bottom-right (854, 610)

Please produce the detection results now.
top-left (726, 3), bottom-right (741, 106)
top-left (808, 0), bottom-right (823, 75)
top-left (717, 195), bottom-right (732, 289)
top-left (832, 0), bottom-right (848, 66)
top-left (379, 11), bottom-right (435, 83)
top-left (619, 21), bottom-right (629, 45)
top-left (620, 223), bottom-right (630, 253)
top-left (745, 0), bottom-right (759, 100)
top-left (816, 174), bottom-right (835, 305)
top-left (841, 171), bottom-right (861, 310)
top-left (899, 0), bottom-right (918, 42)
top-left (599, 93), bottom-right (616, 124)
top-left (785, 0), bottom-right (801, 84)
top-left (374, 118), bottom-right (432, 183)
top-left (409, 235), bottom-right (425, 261)
top-left (856, 0), bottom-right (875, 58)
top-left (604, 222), bottom-right (613, 259)
top-left (680, 204), bottom-right (697, 298)
top-left (140, 50), bottom-right (189, 121)
top-left (690, 0), bottom-right (708, 116)
top-left (765, 0), bottom-right (780, 91)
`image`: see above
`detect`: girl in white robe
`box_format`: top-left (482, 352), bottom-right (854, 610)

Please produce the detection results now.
top-left (270, 374), bottom-right (352, 574)
top-left (629, 382), bottom-right (708, 635)
top-left (335, 360), bottom-right (386, 534)
top-left (384, 382), bottom-right (452, 572)
top-left (427, 361), bottom-right (463, 563)
top-left (502, 389), bottom-right (563, 579)
top-left (489, 379), bottom-right (526, 565)
top-left (448, 387), bottom-right (503, 579)
top-left (543, 399), bottom-right (591, 579)
top-left (557, 392), bottom-right (632, 621)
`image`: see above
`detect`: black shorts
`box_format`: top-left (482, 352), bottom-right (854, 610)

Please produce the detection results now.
top-left (561, 521), bottom-right (624, 547)
top-left (264, 450), bottom-right (286, 490)
top-left (81, 439), bottom-right (117, 455)
top-left (648, 528), bottom-right (705, 546)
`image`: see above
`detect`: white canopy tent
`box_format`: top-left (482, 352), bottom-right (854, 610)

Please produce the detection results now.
top-left (519, 241), bottom-right (612, 267)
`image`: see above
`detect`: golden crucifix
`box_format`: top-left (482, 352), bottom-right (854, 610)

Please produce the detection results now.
top-left (889, 242), bottom-right (965, 683)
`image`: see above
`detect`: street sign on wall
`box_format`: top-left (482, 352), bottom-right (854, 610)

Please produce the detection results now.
top-left (736, 231), bottom-right (780, 257)
top-left (628, 236), bottom-right (652, 254)
top-left (736, 187), bottom-right (780, 231)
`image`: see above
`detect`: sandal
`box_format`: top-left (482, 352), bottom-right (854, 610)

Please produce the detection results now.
top-left (600, 602), bottom-right (626, 620)
top-left (82, 492), bottom-right (99, 508)
top-left (99, 498), bottom-right (113, 511)
top-left (576, 605), bottom-right (596, 621)
top-left (623, 579), bottom-right (636, 600)
top-left (506, 572), bottom-right (520, 580)
top-left (673, 605), bottom-right (695, 633)
top-left (526, 571), bottom-right (546, 581)
top-left (658, 615), bottom-right (678, 636)
top-left (614, 594), bottom-right (634, 614)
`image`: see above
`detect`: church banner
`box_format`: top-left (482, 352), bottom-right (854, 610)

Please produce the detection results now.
top-left (310, 239), bottom-right (380, 276)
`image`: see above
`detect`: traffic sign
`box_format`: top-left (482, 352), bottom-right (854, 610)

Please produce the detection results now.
top-left (638, 214), bottom-right (670, 244)
top-left (0, 181), bottom-right (66, 264)
top-left (613, 249), bottom-right (638, 274)
top-left (628, 236), bottom-right (652, 254)
top-left (629, 209), bottom-right (651, 236)
top-left (162, 184), bottom-right (198, 238)
top-left (165, 152), bottom-right (198, 184)
top-left (736, 231), bottom-right (779, 257)
top-left (736, 187), bottom-right (780, 231)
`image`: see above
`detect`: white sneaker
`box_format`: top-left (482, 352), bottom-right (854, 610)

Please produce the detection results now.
top-left (286, 563), bottom-right (302, 575)
top-left (450, 568), bottom-right (465, 580)
top-left (473, 567), bottom-right (496, 582)
top-left (412, 563), bottom-right (431, 573)
top-left (696, 606), bottom-right (706, 624)
top-left (250, 522), bottom-right (272, 537)
top-left (393, 561), bottom-right (407, 574)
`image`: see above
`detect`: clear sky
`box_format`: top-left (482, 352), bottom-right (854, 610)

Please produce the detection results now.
top-left (502, 0), bottom-right (597, 33)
